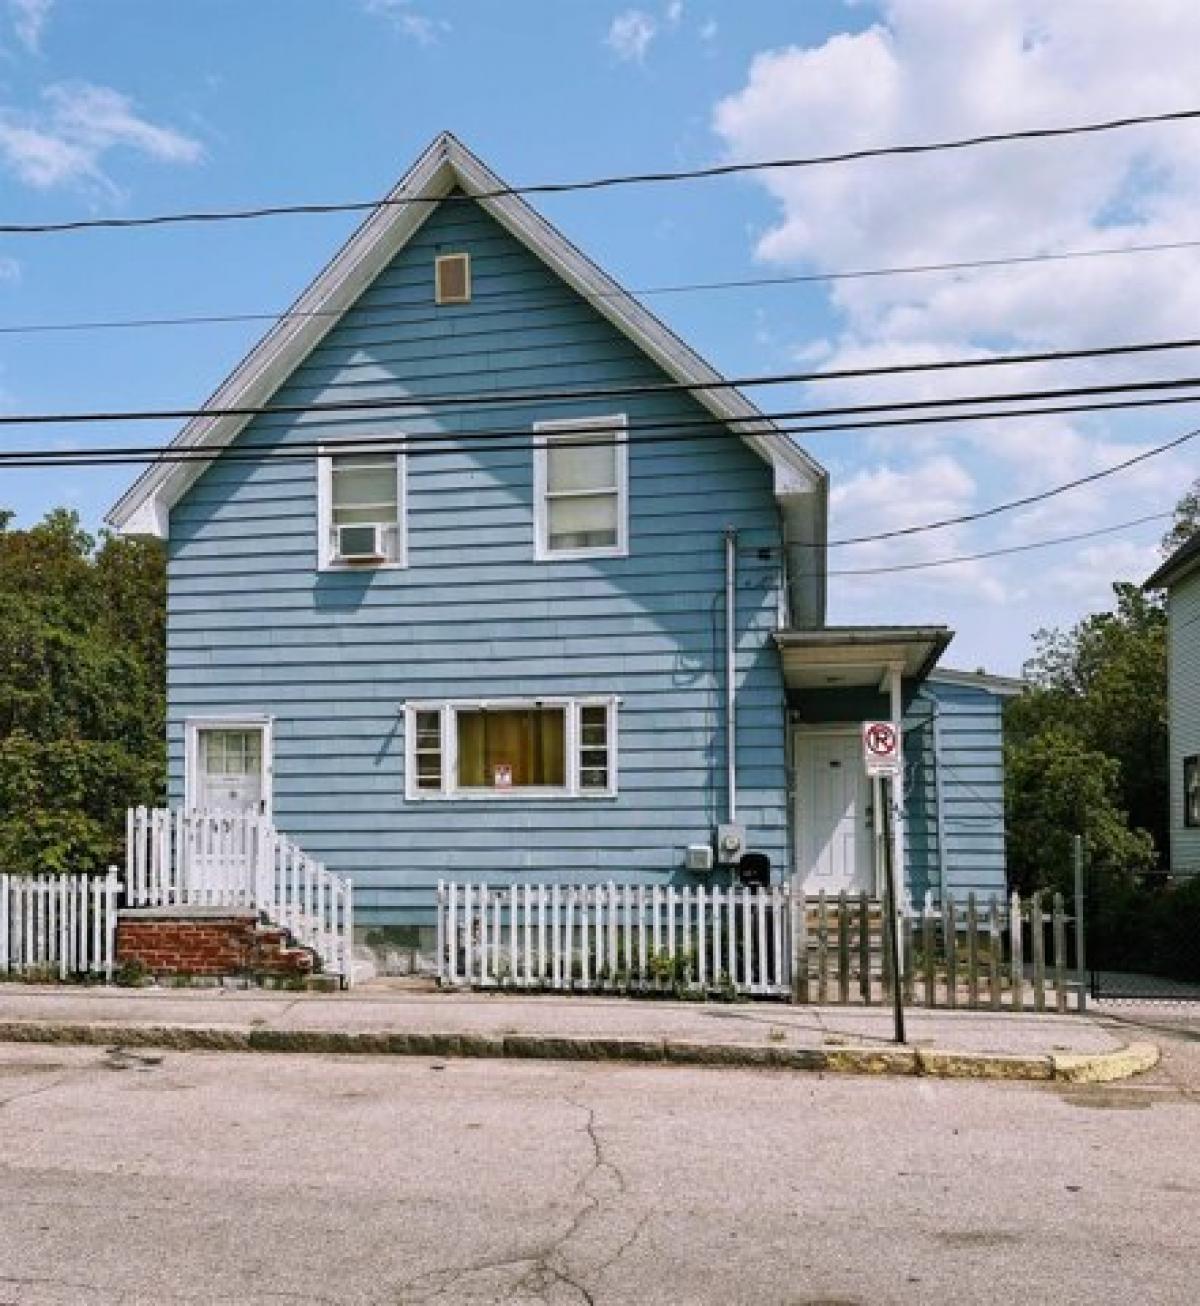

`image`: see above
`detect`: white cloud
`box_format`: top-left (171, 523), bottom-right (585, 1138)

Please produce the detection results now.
top-left (666, 1), bottom-right (684, 25)
top-left (8, 0), bottom-right (52, 52)
top-left (0, 82), bottom-right (202, 190)
top-left (361, 0), bottom-right (448, 45)
top-left (713, 0), bottom-right (1200, 664)
top-left (715, 2), bottom-right (1200, 352)
top-left (606, 9), bottom-right (658, 62)
top-left (700, 18), bottom-right (718, 42)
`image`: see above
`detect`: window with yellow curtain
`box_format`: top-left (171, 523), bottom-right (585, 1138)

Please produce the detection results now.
top-left (456, 707), bottom-right (567, 789)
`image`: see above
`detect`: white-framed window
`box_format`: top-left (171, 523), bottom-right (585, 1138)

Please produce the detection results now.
top-left (316, 445), bottom-right (406, 570)
top-left (533, 415), bottom-right (628, 560)
top-left (404, 697), bottom-right (619, 800)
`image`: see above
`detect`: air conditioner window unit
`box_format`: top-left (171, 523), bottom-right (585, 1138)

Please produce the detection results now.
top-left (336, 523), bottom-right (387, 562)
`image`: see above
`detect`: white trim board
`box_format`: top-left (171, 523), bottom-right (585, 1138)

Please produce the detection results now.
top-left (106, 132), bottom-right (825, 539)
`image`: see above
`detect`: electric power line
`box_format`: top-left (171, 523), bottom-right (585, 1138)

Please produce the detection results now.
top-left (6, 237), bottom-right (1200, 337)
top-left (4, 107), bottom-right (1199, 236)
top-left (826, 426), bottom-right (1200, 546)
top-left (2, 376), bottom-right (1200, 466)
top-left (5, 391), bottom-right (1200, 483)
top-left (826, 511), bottom-right (1172, 576)
top-left (1, 354), bottom-right (1200, 430)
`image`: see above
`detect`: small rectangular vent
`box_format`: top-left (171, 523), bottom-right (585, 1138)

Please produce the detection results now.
top-left (435, 253), bottom-right (471, 305)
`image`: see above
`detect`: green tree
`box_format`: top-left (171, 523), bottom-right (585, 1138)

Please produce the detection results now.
top-left (1160, 474), bottom-right (1199, 555)
top-left (1007, 582), bottom-right (1168, 857)
top-left (0, 510), bottom-right (165, 872)
top-left (1003, 470), bottom-right (1200, 887)
top-left (1005, 726), bottom-right (1156, 897)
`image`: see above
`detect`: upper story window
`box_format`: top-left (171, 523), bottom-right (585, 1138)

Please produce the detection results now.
top-left (1186, 755), bottom-right (1200, 828)
top-left (435, 253), bottom-right (471, 305)
top-left (533, 415), bottom-right (629, 561)
top-left (317, 447), bottom-right (406, 570)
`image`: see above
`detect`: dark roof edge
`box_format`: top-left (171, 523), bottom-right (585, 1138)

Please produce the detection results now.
top-left (1144, 532), bottom-right (1200, 591)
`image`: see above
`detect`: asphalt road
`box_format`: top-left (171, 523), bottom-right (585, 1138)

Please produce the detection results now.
top-left (0, 1015), bottom-right (1196, 1306)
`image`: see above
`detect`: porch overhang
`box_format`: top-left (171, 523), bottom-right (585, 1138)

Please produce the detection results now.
top-left (774, 625), bottom-right (953, 692)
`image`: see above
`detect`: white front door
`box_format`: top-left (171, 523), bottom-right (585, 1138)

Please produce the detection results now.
top-left (794, 730), bottom-right (875, 896)
top-left (188, 722), bottom-right (271, 817)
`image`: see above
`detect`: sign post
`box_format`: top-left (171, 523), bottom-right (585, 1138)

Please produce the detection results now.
top-left (863, 721), bottom-right (906, 1045)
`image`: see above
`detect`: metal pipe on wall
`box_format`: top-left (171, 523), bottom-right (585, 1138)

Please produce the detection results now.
top-left (724, 526), bottom-right (738, 825)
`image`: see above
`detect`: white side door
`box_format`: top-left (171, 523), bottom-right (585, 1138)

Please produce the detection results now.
top-left (795, 730), bottom-right (875, 896)
top-left (191, 725), bottom-right (270, 816)
top-left (185, 721), bottom-right (272, 902)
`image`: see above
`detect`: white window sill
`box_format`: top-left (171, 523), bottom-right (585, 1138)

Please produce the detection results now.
top-left (533, 546), bottom-right (629, 563)
top-left (318, 559), bottom-right (408, 573)
top-left (408, 788), bottom-right (618, 802)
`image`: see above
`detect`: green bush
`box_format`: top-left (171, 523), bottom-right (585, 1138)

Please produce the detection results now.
top-left (1089, 876), bottom-right (1200, 982)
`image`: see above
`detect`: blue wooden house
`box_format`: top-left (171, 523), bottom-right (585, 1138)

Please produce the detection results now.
top-left (108, 134), bottom-right (1012, 960)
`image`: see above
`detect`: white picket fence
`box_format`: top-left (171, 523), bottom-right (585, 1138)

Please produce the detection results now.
top-left (437, 881), bottom-right (1081, 1010)
top-left (1, 871), bottom-right (120, 980)
top-left (126, 807), bottom-right (354, 985)
top-left (437, 881), bottom-right (791, 996)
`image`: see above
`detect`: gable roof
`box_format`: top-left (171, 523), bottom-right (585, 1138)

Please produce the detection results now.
top-left (1144, 531), bottom-right (1200, 591)
top-left (106, 132), bottom-right (826, 538)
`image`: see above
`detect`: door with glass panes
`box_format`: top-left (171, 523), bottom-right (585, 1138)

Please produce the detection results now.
top-left (189, 723), bottom-right (271, 817)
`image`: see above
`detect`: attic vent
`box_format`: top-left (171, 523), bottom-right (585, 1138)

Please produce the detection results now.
top-left (435, 253), bottom-right (471, 305)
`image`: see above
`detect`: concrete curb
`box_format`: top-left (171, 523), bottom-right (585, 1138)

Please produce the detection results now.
top-left (0, 1021), bottom-right (1160, 1082)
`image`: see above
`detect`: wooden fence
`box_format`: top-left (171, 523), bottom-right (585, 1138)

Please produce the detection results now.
top-left (437, 881), bottom-right (1079, 1011)
top-left (0, 871), bottom-right (120, 980)
top-left (796, 889), bottom-right (1075, 1013)
top-left (126, 808), bottom-right (354, 985)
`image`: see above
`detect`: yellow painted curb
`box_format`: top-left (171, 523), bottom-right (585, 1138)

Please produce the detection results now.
top-left (916, 1048), bottom-right (1053, 1080)
top-left (0, 1022), bottom-right (1159, 1083)
top-left (1051, 1041), bottom-right (1160, 1084)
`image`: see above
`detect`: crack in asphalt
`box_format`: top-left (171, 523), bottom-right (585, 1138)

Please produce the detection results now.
top-left (0, 1074), bottom-right (74, 1112)
top-left (392, 1088), bottom-right (634, 1305)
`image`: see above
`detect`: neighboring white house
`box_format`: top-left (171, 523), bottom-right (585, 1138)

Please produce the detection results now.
top-left (1145, 534), bottom-right (1200, 875)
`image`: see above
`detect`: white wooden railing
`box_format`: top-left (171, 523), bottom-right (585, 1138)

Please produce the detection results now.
top-left (437, 881), bottom-right (791, 997)
top-left (126, 807), bottom-right (353, 985)
top-left (1, 871), bottom-right (120, 980)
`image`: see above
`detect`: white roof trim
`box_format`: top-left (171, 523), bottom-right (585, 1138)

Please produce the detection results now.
top-left (106, 132), bottom-right (825, 537)
top-left (927, 667), bottom-right (1027, 696)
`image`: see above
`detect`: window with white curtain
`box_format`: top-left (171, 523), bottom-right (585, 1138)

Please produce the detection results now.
top-left (533, 416), bottom-right (628, 559)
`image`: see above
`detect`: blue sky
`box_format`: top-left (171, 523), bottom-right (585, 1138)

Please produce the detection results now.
top-left (0, 0), bottom-right (1196, 673)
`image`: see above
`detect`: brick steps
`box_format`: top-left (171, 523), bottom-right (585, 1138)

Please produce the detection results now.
top-left (116, 909), bottom-right (320, 983)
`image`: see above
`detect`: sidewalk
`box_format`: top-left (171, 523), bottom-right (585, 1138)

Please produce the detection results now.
top-left (0, 979), bottom-right (1157, 1082)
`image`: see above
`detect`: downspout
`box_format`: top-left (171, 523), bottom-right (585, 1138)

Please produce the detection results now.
top-left (931, 698), bottom-right (950, 904)
top-left (725, 526), bottom-right (738, 825)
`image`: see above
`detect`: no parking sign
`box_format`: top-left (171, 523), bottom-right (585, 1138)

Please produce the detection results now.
top-left (862, 720), bottom-right (901, 776)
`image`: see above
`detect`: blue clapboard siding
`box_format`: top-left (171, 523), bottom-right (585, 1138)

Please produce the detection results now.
top-left (1168, 571), bottom-right (1200, 874)
top-left (905, 678), bottom-right (1008, 905)
top-left (166, 196), bottom-right (791, 925)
